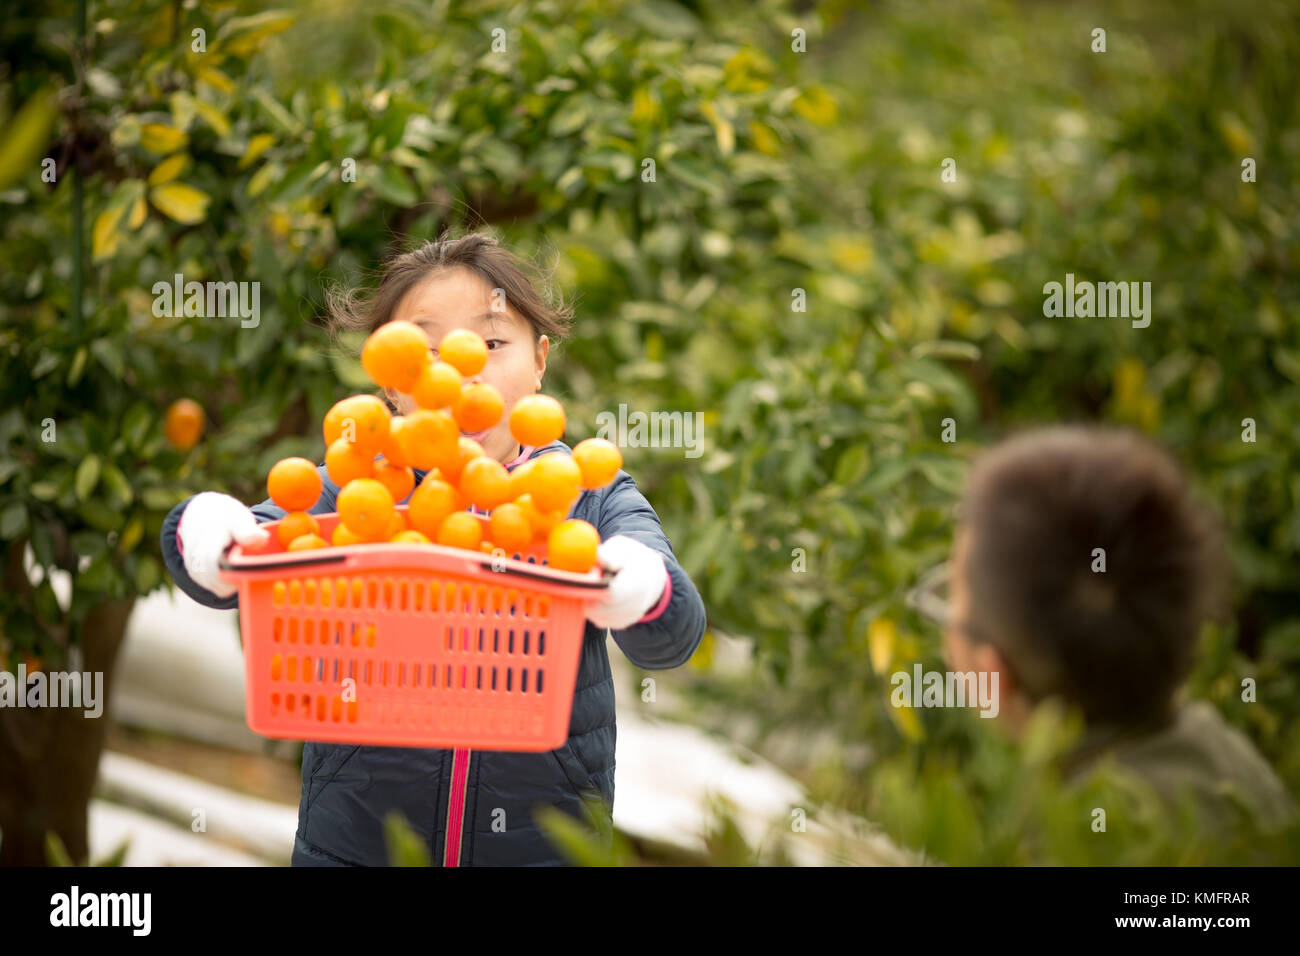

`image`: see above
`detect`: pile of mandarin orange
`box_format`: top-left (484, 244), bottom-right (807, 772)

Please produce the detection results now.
top-left (263, 322), bottom-right (621, 573)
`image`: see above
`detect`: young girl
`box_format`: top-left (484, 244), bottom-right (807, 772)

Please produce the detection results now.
top-left (160, 232), bottom-right (707, 866)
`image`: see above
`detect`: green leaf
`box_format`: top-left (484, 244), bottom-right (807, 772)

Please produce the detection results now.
top-left (30, 481), bottom-right (59, 502)
top-left (75, 455), bottom-right (101, 501)
top-left (78, 499), bottom-right (122, 532)
top-left (78, 552), bottom-right (116, 592)
top-left (101, 465), bottom-right (133, 508)
top-left (0, 502), bottom-right (28, 540)
top-left (29, 519), bottom-right (54, 566)
top-left (91, 339), bottom-right (125, 379)
top-left (142, 487), bottom-right (185, 511)
top-left (70, 530), bottom-right (108, 558)
top-left (383, 811), bottom-right (432, 866)
top-left (134, 555), bottom-right (161, 593)
top-left (66, 346), bottom-right (88, 386)
top-left (44, 831), bottom-right (77, 867)
top-left (371, 165), bottom-right (418, 206)
top-left (31, 350), bottom-right (59, 378)
top-left (624, 1), bottom-right (700, 38)
top-left (93, 838), bottom-right (131, 867)
top-left (122, 403), bottom-right (152, 451)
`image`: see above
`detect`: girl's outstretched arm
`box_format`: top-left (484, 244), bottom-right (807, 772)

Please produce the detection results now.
top-left (590, 470), bottom-right (707, 670)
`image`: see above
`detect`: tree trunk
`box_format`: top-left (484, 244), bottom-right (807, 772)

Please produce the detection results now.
top-left (0, 594), bottom-right (136, 866)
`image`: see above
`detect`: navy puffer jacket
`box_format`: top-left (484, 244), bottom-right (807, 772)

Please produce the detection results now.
top-left (159, 440), bottom-right (707, 866)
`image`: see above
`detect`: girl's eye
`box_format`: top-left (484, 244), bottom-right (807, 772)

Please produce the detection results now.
top-left (485, 339), bottom-right (505, 351)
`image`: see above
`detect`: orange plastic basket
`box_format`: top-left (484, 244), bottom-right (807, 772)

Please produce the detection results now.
top-left (216, 506), bottom-right (610, 752)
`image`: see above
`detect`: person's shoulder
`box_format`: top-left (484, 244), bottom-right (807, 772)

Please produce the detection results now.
top-left (1117, 699), bottom-right (1295, 829)
top-left (526, 440), bottom-right (571, 459)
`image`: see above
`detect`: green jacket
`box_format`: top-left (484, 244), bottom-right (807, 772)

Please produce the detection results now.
top-left (1064, 699), bottom-right (1295, 835)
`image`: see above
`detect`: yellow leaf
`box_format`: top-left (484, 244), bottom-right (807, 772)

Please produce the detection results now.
top-left (149, 182), bottom-right (210, 224)
top-left (699, 101), bottom-right (735, 156)
top-left (193, 100), bottom-right (231, 138)
top-left (1218, 112), bottom-right (1254, 155)
top-left (868, 617), bottom-right (896, 675)
top-left (147, 152), bottom-right (190, 186)
top-left (0, 87), bottom-right (57, 191)
top-left (139, 123), bottom-right (189, 154)
top-left (128, 195), bottom-right (147, 229)
top-left (195, 64), bottom-right (235, 95)
top-left (688, 630), bottom-right (714, 672)
top-left (792, 85), bottom-right (838, 126)
top-left (631, 88), bottom-right (661, 126)
top-left (887, 696), bottom-right (924, 741)
top-left (829, 236), bottom-right (875, 275)
top-left (246, 161), bottom-right (280, 197)
top-left (92, 205), bottom-right (126, 260)
top-left (1112, 357), bottom-right (1146, 411)
top-left (239, 133), bottom-right (275, 169)
top-left (221, 11), bottom-right (295, 55)
top-left (748, 120), bottom-right (780, 157)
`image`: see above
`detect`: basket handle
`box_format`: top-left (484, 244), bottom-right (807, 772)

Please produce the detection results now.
top-left (476, 558), bottom-right (614, 589)
top-left (218, 544), bottom-right (612, 589)
top-left (217, 545), bottom-right (349, 573)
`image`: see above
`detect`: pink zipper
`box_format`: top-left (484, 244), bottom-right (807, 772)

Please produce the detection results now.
top-left (444, 747), bottom-right (471, 866)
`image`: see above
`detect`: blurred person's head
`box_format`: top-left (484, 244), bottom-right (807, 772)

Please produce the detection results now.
top-left (942, 425), bottom-right (1229, 736)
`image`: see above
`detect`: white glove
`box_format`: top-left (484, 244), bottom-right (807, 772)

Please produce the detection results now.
top-left (584, 535), bottom-right (669, 630)
top-left (177, 492), bottom-right (270, 599)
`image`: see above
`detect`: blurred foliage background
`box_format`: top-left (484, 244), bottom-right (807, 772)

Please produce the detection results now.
top-left (2, 0), bottom-right (1297, 864)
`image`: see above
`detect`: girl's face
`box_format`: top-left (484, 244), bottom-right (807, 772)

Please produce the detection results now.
top-left (384, 267), bottom-right (550, 465)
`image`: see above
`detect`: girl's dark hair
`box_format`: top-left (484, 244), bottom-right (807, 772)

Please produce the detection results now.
top-left (325, 228), bottom-right (574, 346)
top-left (959, 425), bottom-right (1230, 729)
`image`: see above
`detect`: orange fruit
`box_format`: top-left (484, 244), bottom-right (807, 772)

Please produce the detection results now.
top-left (547, 519), bottom-right (599, 573)
top-left (407, 477), bottom-right (463, 538)
top-left (324, 398), bottom-right (348, 447)
top-left (391, 529), bottom-right (431, 544)
top-left (516, 493), bottom-right (565, 542)
top-left (373, 458), bottom-right (415, 503)
top-left (325, 438), bottom-right (374, 486)
top-left (269, 457), bottom-right (323, 512)
top-left (164, 398), bottom-right (205, 450)
top-left (324, 395), bottom-right (390, 455)
top-left (437, 511), bottom-right (483, 550)
top-left (489, 502), bottom-right (533, 553)
top-left (437, 328), bottom-right (488, 376)
top-left (530, 453), bottom-right (582, 513)
top-left (337, 478), bottom-right (395, 539)
top-left (507, 460), bottom-right (535, 500)
top-left (347, 395), bottom-right (391, 456)
top-left (287, 533), bottom-right (330, 551)
top-left (385, 510), bottom-right (408, 538)
top-left (397, 409), bottom-right (458, 470)
top-left (572, 438), bottom-right (622, 489)
top-left (277, 511), bottom-right (321, 548)
top-left (332, 523), bottom-right (370, 546)
top-left (362, 320), bottom-right (431, 392)
top-left (381, 416), bottom-right (411, 468)
top-left (460, 457), bottom-right (510, 509)
top-left (436, 436), bottom-right (484, 485)
top-left (411, 361), bottom-right (462, 409)
top-left (453, 383), bottom-right (504, 433)
top-left (509, 394), bottom-right (565, 447)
